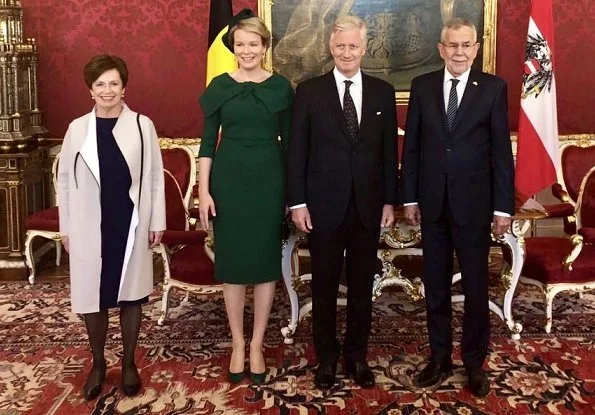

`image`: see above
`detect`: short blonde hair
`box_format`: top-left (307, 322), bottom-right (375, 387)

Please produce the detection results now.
top-left (229, 16), bottom-right (271, 49)
top-left (440, 18), bottom-right (477, 43)
top-left (330, 15), bottom-right (367, 48)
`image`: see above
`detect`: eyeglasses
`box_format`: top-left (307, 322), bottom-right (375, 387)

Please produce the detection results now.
top-left (441, 42), bottom-right (478, 52)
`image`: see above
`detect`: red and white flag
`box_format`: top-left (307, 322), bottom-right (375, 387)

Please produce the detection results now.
top-left (515, 0), bottom-right (559, 207)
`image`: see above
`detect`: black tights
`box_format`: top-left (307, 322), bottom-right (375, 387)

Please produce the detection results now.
top-left (83, 304), bottom-right (142, 390)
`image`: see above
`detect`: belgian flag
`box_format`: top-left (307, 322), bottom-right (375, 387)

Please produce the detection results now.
top-left (206, 0), bottom-right (237, 86)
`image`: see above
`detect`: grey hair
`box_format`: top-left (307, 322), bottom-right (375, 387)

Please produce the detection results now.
top-left (330, 14), bottom-right (367, 47)
top-left (440, 18), bottom-right (477, 43)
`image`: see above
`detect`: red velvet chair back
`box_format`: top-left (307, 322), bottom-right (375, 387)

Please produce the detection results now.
top-left (578, 167), bottom-right (595, 229)
top-left (160, 146), bottom-right (196, 232)
top-left (561, 145), bottom-right (595, 202)
top-left (163, 169), bottom-right (186, 231)
top-left (161, 147), bottom-right (193, 202)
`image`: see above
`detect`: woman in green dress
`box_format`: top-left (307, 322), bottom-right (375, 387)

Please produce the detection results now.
top-left (198, 9), bottom-right (294, 384)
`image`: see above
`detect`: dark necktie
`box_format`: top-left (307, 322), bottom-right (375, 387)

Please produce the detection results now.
top-left (446, 78), bottom-right (460, 131)
top-left (343, 80), bottom-right (359, 141)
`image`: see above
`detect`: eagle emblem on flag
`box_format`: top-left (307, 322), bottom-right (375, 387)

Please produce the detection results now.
top-left (521, 34), bottom-right (553, 99)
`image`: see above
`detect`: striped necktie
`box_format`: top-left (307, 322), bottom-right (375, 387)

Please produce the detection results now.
top-left (446, 78), bottom-right (460, 131)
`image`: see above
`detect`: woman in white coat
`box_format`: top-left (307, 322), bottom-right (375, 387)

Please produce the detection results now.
top-left (57, 55), bottom-right (165, 400)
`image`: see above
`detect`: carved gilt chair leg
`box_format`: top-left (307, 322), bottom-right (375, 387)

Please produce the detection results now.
top-left (158, 282), bottom-right (172, 326)
top-left (24, 233), bottom-right (36, 285)
top-left (55, 240), bottom-right (62, 266)
top-left (544, 285), bottom-right (558, 334)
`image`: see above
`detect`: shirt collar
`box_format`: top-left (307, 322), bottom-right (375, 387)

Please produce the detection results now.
top-left (444, 67), bottom-right (471, 85)
top-left (334, 67), bottom-right (362, 87)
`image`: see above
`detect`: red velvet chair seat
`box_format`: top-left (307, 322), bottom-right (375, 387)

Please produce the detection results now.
top-left (25, 207), bottom-right (59, 231)
top-left (161, 230), bottom-right (207, 246)
top-left (169, 243), bottom-right (217, 286)
top-left (523, 237), bottom-right (595, 284)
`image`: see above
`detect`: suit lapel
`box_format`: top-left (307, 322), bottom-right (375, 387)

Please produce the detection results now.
top-left (357, 73), bottom-right (373, 144)
top-left (324, 72), bottom-right (349, 139)
top-left (451, 69), bottom-right (480, 132)
top-left (433, 70), bottom-right (450, 133)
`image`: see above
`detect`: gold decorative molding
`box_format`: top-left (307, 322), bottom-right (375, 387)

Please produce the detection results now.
top-left (510, 133), bottom-right (595, 143)
top-left (48, 133), bottom-right (595, 146)
top-left (159, 137), bottom-right (200, 147)
top-left (259, 0), bottom-right (274, 73)
top-left (482, 0), bottom-right (497, 75)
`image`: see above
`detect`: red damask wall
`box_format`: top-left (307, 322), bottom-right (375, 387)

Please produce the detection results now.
top-left (22, 0), bottom-right (595, 138)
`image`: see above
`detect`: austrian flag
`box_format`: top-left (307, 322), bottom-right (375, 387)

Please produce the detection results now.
top-left (515, 0), bottom-right (559, 207)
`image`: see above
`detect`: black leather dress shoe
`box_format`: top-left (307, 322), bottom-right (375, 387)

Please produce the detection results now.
top-left (414, 360), bottom-right (453, 388)
top-left (314, 362), bottom-right (337, 389)
top-left (345, 360), bottom-right (375, 388)
top-left (467, 367), bottom-right (490, 397)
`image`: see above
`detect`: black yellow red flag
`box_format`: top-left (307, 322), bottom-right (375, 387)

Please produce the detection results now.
top-left (206, 0), bottom-right (236, 86)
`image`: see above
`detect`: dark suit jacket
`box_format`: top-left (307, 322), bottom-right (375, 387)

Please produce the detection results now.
top-left (401, 68), bottom-right (515, 225)
top-left (287, 71), bottom-right (398, 229)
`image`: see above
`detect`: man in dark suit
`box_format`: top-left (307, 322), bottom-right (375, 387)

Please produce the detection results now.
top-left (401, 18), bottom-right (515, 397)
top-left (287, 15), bottom-right (398, 389)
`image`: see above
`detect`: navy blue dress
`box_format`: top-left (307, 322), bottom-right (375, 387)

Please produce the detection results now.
top-left (96, 117), bottom-right (147, 309)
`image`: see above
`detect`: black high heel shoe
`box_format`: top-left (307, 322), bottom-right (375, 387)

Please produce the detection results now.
top-left (228, 344), bottom-right (246, 384)
top-left (249, 346), bottom-right (266, 385)
top-left (83, 361), bottom-right (106, 401)
top-left (121, 364), bottom-right (141, 397)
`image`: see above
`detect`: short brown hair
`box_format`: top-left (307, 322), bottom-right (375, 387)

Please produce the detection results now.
top-left (228, 16), bottom-right (271, 49)
top-left (83, 55), bottom-right (129, 88)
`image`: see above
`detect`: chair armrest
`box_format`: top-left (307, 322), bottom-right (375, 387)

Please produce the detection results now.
top-left (161, 230), bottom-right (208, 245)
top-left (543, 203), bottom-right (575, 218)
top-left (551, 183), bottom-right (571, 203)
top-left (578, 227), bottom-right (595, 244)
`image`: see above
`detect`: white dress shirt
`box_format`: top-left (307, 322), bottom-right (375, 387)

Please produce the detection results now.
top-left (404, 67), bottom-right (510, 218)
top-left (290, 68), bottom-right (363, 210)
top-left (333, 67), bottom-right (363, 124)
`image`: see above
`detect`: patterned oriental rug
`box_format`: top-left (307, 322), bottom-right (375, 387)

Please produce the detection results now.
top-left (2, 269), bottom-right (595, 414)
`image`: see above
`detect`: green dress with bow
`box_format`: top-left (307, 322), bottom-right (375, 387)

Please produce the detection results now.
top-left (199, 73), bottom-right (294, 283)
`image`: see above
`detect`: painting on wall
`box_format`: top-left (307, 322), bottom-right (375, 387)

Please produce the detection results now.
top-left (259, 0), bottom-right (496, 102)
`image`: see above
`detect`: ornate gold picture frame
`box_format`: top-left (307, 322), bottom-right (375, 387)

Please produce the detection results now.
top-left (258, 0), bottom-right (497, 103)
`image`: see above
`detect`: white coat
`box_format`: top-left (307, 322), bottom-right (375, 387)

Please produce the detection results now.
top-left (57, 104), bottom-right (166, 314)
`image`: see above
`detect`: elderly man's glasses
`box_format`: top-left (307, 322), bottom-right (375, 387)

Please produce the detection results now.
top-left (441, 42), bottom-right (478, 52)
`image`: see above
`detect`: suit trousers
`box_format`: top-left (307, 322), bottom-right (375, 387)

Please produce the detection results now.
top-left (309, 195), bottom-right (381, 364)
top-left (421, 189), bottom-right (492, 368)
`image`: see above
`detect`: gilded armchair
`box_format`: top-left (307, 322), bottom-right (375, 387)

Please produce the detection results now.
top-left (543, 139), bottom-right (595, 234)
top-left (156, 144), bottom-right (219, 326)
top-left (24, 154), bottom-right (61, 284)
top-left (520, 166), bottom-right (595, 333)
